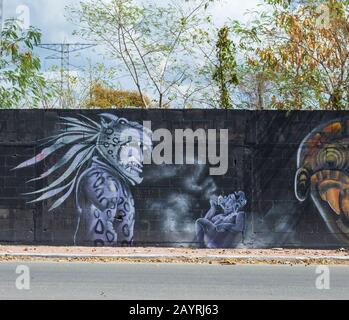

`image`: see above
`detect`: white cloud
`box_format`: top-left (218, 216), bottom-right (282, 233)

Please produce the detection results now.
top-left (2, 0), bottom-right (80, 42)
top-left (211, 0), bottom-right (262, 26)
top-left (3, 0), bottom-right (261, 41)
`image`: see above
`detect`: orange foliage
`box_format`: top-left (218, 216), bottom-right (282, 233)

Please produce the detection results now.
top-left (86, 84), bottom-right (150, 109)
top-left (250, 0), bottom-right (349, 110)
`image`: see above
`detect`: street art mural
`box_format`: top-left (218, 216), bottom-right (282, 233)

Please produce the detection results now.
top-left (295, 119), bottom-right (349, 245)
top-left (3, 110), bottom-right (349, 248)
top-left (13, 114), bottom-right (153, 246)
top-left (195, 192), bottom-right (247, 248)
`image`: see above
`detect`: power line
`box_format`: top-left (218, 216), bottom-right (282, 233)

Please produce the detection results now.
top-left (38, 43), bottom-right (97, 107)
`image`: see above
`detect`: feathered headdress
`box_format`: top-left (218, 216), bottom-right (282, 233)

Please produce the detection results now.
top-left (13, 115), bottom-right (103, 211)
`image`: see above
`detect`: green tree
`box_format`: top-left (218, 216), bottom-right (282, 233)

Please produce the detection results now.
top-left (0, 19), bottom-right (55, 108)
top-left (68, 0), bottom-right (216, 108)
top-left (213, 26), bottom-right (239, 109)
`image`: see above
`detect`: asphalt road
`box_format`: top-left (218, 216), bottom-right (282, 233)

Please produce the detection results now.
top-left (0, 262), bottom-right (348, 300)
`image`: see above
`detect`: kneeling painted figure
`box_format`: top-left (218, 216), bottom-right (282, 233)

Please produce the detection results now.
top-left (195, 191), bottom-right (247, 248)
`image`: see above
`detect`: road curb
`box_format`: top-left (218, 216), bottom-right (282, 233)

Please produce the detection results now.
top-left (1, 253), bottom-right (349, 264)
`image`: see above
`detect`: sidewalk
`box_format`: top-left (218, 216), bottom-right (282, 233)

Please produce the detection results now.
top-left (1, 245), bottom-right (349, 265)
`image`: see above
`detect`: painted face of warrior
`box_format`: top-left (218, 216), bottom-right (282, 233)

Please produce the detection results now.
top-left (218, 191), bottom-right (247, 214)
top-left (295, 120), bottom-right (349, 243)
top-left (97, 116), bottom-right (153, 186)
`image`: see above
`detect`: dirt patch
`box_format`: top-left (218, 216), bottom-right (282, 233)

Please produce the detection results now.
top-left (1, 245), bottom-right (349, 257)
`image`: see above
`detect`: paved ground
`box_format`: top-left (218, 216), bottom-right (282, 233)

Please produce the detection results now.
top-left (0, 262), bottom-right (348, 300)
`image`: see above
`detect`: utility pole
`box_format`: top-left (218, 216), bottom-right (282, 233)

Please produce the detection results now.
top-left (38, 43), bottom-right (96, 107)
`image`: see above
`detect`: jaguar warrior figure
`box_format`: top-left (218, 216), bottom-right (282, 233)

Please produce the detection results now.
top-left (14, 114), bottom-right (153, 246)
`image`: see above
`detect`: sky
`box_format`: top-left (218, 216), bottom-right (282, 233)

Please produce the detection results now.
top-left (2, 0), bottom-right (261, 41)
top-left (1, 0), bottom-right (262, 93)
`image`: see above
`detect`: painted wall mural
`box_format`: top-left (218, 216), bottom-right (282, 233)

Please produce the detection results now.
top-left (13, 114), bottom-right (153, 246)
top-left (295, 119), bottom-right (349, 245)
top-left (195, 192), bottom-right (247, 248)
top-left (2, 110), bottom-right (349, 248)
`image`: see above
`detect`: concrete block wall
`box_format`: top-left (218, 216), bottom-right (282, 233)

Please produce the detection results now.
top-left (0, 110), bottom-right (347, 248)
